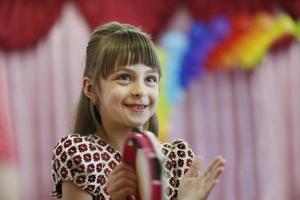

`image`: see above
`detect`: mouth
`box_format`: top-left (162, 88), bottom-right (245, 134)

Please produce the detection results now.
top-left (124, 104), bottom-right (148, 112)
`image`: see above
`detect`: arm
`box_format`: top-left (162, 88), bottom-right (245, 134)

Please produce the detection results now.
top-left (51, 135), bottom-right (100, 199)
top-left (62, 181), bottom-right (93, 200)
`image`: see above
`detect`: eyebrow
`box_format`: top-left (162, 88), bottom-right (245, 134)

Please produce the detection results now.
top-left (145, 68), bottom-right (159, 75)
top-left (114, 67), bottom-right (159, 74)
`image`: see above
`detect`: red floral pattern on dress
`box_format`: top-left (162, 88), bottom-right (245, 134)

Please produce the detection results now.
top-left (101, 152), bottom-right (110, 161)
top-left (162, 139), bottom-right (194, 199)
top-left (68, 146), bottom-right (77, 156)
top-left (96, 163), bottom-right (103, 173)
top-left (87, 163), bottom-right (95, 173)
top-left (64, 139), bottom-right (72, 148)
top-left (83, 153), bottom-right (92, 162)
top-left (51, 134), bottom-right (194, 200)
top-left (74, 137), bottom-right (83, 143)
top-left (89, 143), bottom-right (96, 151)
top-left (73, 155), bottom-right (82, 165)
top-left (78, 143), bottom-right (88, 152)
top-left (55, 145), bottom-right (62, 156)
top-left (93, 152), bottom-right (100, 161)
top-left (114, 153), bottom-right (121, 162)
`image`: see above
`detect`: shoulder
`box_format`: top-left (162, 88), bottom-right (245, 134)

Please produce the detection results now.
top-left (51, 133), bottom-right (101, 179)
top-left (161, 139), bottom-right (194, 159)
top-left (51, 133), bottom-right (121, 198)
top-left (161, 139), bottom-right (194, 176)
top-left (161, 139), bottom-right (195, 198)
top-left (53, 133), bottom-right (99, 149)
top-left (52, 134), bottom-right (98, 157)
top-left (52, 134), bottom-right (101, 165)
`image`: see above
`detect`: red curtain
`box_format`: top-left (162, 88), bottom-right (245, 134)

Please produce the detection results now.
top-left (74, 0), bottom-right (181, 39)
top-left (185, 0), bottom-right (280, 21)
top-left (0, 0), bottom-right (66, 51)
top-left (279, 0), bottom-right (300, 19)
top-left (0, 0), bottom-right (299, 51)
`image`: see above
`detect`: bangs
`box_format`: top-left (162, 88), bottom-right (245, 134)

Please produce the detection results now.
top-left (95, 29), bottom-right (161, 79)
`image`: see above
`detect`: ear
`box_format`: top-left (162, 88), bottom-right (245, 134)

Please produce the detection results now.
top-left (83, 77), bottom-right (97, 102)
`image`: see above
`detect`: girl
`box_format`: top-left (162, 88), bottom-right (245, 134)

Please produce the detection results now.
top-left (51, 22), bottom-right (226, 200)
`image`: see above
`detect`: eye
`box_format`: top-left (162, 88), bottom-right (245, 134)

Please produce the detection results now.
top-left (117, 73), bottom-right (132, 81)
top-left (145, 75), bottom-right (158, 83)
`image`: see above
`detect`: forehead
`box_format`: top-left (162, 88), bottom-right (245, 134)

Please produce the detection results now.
top-left (96, 31), bottom-right (161, 79)
top-left (113, 64), bottom-right (159, 74)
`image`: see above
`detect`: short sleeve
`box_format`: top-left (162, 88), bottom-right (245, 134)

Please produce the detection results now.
top-left (51, 134), bottom-right (101, 198)
top-left (161, 139), bottom-right (194, 199)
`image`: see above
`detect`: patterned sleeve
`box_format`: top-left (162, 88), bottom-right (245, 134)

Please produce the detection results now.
top-left (51, 134), bottom-right (101, 198)
top-left (162, 139), bottom-right (194, 199)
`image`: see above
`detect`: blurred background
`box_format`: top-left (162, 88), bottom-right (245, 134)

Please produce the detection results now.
top-left (0, 0), bottom-right (300, 200)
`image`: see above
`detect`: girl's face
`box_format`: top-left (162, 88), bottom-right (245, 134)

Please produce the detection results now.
top-left (98, 64), bottom-right (159, 130)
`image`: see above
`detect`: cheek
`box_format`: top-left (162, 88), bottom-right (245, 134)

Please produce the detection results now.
top-left (151, 89), bottom-right (159, 105)
top-left (105, 89), bottom-right (126, 105)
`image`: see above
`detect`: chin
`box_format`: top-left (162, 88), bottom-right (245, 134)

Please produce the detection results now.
top-left (126, 120), bottom-right (147, 129)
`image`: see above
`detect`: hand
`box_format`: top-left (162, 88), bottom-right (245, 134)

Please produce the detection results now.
top-left (107, 163), bottom-right (137, 200)
top-left (178, 155), bottom-right (226, 200)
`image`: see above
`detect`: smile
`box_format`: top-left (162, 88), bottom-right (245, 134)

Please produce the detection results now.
top-left (125, 104), bottom-right (148, 111)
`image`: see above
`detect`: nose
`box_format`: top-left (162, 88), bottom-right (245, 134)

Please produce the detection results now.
top-left (131, 80), bottom-right (147, 98)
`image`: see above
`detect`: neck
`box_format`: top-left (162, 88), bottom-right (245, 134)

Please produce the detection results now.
top-left (96, 121), bottom-right (143, 152)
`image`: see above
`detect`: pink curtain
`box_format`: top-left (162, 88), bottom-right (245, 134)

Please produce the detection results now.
top-left (170, 42), bottom-right (300, 200)
top-left (0, 40), bottom-right (20, 200)
top-left (1, 2), bottom-right (300, 200)
top-left (0, 3), bottom-right (89, 200)
top-left (0, 53), bottom-right (16, 163)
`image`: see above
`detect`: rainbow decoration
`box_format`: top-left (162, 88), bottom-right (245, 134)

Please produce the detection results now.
top-left (156, 12), bottom-right (300, 141)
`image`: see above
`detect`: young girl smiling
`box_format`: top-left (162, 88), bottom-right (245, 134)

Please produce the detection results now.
top-left (51, 22), bottom-right (225, 200)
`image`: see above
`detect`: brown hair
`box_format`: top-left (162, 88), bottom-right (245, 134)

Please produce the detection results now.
top-left (74, 22), bottom-right (161, 136)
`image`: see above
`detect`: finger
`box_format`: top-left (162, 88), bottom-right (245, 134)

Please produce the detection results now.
top-left (108, 172), bottom-right (137, 189)
top-left (185, 155), bottom-right (203, 178)
top-left (207, 179), bottom-right (219, 194)
top-left (107, 167), bottom-right (137, 194)
top-left (108, 179), bottom-right (136, 195)
top-left (204, 156), bottom-right (222, 175)
top-left (109, 163), bottom-right (121, 175)
top-left (206, 166), bottom-right (224, 182)
top-left (110, 187), bottom-right (136, 200)
top-left (206, 158), bottom-right (226, 180)
top-left (204, 156), bottom-right (225, 177)
top-left (108, 163), bottom-right (136, 182)
top-left (108, 169), bottom-right (137, 187)
top-left (110, 163), bottom-right (135, 176)
top-left (107, 176), bottom-right (137, 195)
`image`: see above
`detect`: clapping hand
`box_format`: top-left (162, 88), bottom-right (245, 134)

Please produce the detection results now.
top-left (178, 155), bottom-right (226, 200)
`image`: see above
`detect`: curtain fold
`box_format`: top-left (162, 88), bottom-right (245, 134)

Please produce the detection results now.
top-left (74, 0), bottom-right (180, 39)
top-left (0, 0), bottom-right (66, 50)
top-left (1, 0), bottom-right (299, 51)
top-left (278, 0), bottom-right (300, 19)
top-left (0, 38), bottom-right (20, 200)
top-left (170, 42), bottom-right (300, 200)
top-left (1, 3), bottom-right (89, 200)
top-left (0, 63), bottom-right (15, 162)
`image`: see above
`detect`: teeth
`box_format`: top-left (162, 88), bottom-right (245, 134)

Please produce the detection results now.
top-left (128, 105), bottom-right (145, 109)
top-left (134, 106), bottom-right (143, 109)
